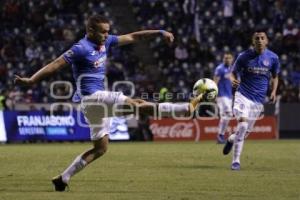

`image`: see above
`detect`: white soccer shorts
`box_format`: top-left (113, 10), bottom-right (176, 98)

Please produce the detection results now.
top-left (233, 91), bottom-right (264, 121)
top-left (80, 91), bottom-right (128, 141)
top-left (216, 96), bottom-right (233, 117)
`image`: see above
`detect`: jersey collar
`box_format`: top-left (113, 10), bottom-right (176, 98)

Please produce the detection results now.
top-left (85, 35), bottom-right (103, 50)
top-left (252, 47), bottom-right (268, 55)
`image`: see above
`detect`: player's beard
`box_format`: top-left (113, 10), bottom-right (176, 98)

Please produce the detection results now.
top-left (92, 34), bottom-right (105, 45)
top-left (97, 37), bottom-right (106, 46)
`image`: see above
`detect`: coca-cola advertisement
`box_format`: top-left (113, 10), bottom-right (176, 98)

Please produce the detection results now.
top-left (149, 118), bottom-right (200, 141)
top-left (150, 117), bottom-right (277, 141)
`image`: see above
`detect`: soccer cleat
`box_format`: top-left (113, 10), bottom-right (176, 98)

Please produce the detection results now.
top-left (231, 162), bottom-right (241, 170)
top-left (223, 139), bottom-right (233, 155)
top-left (217, 134), bottom-right (226, 144)
top-left (52, 175), bottom-right (68, 191)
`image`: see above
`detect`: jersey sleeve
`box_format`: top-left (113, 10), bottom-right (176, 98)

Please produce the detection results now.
top-left (271, 56), bottom-right (280, 76)
top-left (232, 53), bottom-right (244, 74)
top-left (105, 35), bottom-right (118, 49)
top-left (63, 43), bottom-right (84, 64)
top-left (214, 66), bottom-right (222, 77)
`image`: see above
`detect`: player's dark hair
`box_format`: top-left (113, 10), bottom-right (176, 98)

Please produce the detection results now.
top-left (223, 52), bottom-right (233, 56)
top-left (252, 26), bottom-right (268, 36)
top-left (86, 15), bottom-right (109, 30)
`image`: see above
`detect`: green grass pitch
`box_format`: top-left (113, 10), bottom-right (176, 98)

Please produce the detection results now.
top-left (0, 140), bottom-right (299, 200)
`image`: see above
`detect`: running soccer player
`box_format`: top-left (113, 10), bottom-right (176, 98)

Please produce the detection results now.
top-left (222, 29), bottom-right (280, 170)
top-left (213, 52), bottom-right (234, 144)
top-left (14, 15), bottom-right (208, 191)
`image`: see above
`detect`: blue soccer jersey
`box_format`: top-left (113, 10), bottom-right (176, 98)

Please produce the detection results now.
top-left (214, 63), bottom-right (232, 98)
top-left (232, 48), bottom-right (280, 103)
top-left (63, 35), bottom-right (118, 102)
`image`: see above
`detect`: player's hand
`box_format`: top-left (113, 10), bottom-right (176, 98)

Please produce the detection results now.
top-left (269, 91), bottom-right (276, 103)
top-left (232, 79), bottom-right (240, 88)
top-left (161, 31), bottom-right (174, 44)
top-left (14, 75), bottom-right (34, 86)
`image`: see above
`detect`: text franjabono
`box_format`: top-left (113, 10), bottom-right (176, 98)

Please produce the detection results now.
top-left (17, 115), bottom-right (75, 126)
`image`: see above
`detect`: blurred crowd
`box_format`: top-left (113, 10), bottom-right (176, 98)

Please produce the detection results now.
top-left (0, 0), bottom-right (299, 110)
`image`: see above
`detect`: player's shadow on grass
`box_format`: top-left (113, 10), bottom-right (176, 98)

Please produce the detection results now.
top-left (0, 188), bottom-right (54, 193)
top-left (161, 164), bottom-right (221, 169)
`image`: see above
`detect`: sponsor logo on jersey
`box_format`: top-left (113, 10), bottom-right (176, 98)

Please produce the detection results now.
top-left (248, 66), bottom-right (269, 75)
top-left (94, 55), bottom-right (107, 68)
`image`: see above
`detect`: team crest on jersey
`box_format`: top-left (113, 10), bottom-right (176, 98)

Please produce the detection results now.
top-left (263, 59), bottom-right (270, 66)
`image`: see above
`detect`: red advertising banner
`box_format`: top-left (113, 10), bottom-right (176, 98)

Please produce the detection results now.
top-left (150, 116), bottom-right (277, 141)
top-left (198, 116), bottom-right (277, 140)
top-left (149, 118), bottom-right (200, 141)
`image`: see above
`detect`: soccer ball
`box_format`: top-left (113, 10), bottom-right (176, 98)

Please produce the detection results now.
top-left (192, 78), bottom-right (218, 101)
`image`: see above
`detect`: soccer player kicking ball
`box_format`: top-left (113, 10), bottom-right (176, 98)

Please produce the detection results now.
top-left (15, 15), bottom-right (207, 191)
top-left (222, 28), bottom-right (280, 170)
top-left (213, 52), bottom-right (234, 144)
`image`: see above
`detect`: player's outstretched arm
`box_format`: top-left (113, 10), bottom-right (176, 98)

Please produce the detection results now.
top-left (270, 75), bottom-right (279, 103)
top-left (14, 56), bottom-right (68, 86)
top-left (117, 30), bottom-right (174, 46)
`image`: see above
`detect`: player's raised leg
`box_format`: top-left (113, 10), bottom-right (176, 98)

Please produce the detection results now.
top-left (81, 90), bottom-right (204, 118)
top-left (126, 98), bottom-right (199, 118)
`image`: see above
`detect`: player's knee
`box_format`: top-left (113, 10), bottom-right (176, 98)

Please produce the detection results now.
top-left (92, 137), bottom-right (108, 158)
